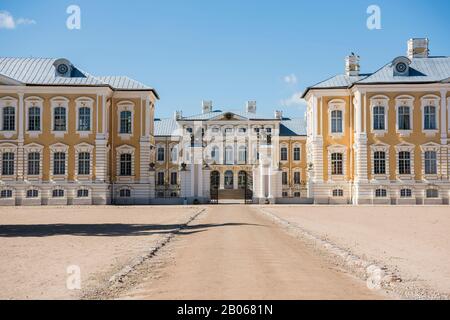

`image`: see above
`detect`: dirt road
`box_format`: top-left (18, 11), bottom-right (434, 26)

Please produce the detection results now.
top-left (119, 205), bottom-right (386, 300)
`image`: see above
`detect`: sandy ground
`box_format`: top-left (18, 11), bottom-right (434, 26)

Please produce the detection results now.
top-left (117, 205), bottom-right (386, 300)
top-left (263, 205), bottom-right (450, 297)
top-left (0, 206), bottom-right (200, 300)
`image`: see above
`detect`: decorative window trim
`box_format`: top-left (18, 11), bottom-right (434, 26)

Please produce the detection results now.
top-left (0, 186), bottom-right (15, 199)
top-left (374, 186), bottom-right (389, 199)
top-left (25, 186), bottom-right (41, 199)
top-left (0, 142), bottom-right (17, 180)
top-left (330, 186), bottom-right (345, 198)
top-left (395, 142), bottom-right (415, 180)
top-left (118, 186), bottom-right (133, 198)
top-left (116, 144), bottom-right (135, 181)
top-left (292, 143), bottom-right (301, 163)
top-left (25, 96), bottom-right (43, 138)
top-left (424, 185), bottom-right (440, 199)
top-left (292, 168), bottom-right (302, 185)
top-left (420, 142), bottom-right (441, 180)
top-left (170, 144), bottom-right (179, 163)
top-left (327, 144), bottom-right (347, 181)
top-left (237, 126), bottom-right (247, 135)
top-left (50, 97), bottom-right (69, 138)
top-left (370, 95), bottom-right (389, 136)
top-left (237, 145), bottom-right (247, 164)
top-left (75, 186), bottom-right (92, 199)
top-left (51, 186), bottom-right (67, 199)
top-left (398, 186), bottom-right (415, 199)
top-left (24, 143), bottom-right (44, 181)
top-left (75, 97), bottom-right (94, 137)
top-left (370, 143), bottom-right (390, 180)
top-left (395, 95), bottom-right (414, 137)
top-left (74, 142), bottom-right (94, 180)
top-left (420, 95), bottom-right (440, 136)
top-left (280, 143), bottom-right (288, 163)
top-left (0, 96), bottom-right (18, 138)
top-left (156, 144), bottom-right (165, 163)
top-left (328, 99), bottom-right (345, 137)
top-left (117, 101), bottom-right (134, 140)
top-left (50, 142), bottom-right (69, 181)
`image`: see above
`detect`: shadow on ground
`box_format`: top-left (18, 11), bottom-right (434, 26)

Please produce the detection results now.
top-left (0, 223), bottom-right (263, 238)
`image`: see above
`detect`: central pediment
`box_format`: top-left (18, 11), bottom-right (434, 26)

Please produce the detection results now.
top-left (210, 112), bottom-right (248, 121)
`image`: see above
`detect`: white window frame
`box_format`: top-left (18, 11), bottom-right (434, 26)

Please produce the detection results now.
top-left (76, 186), bottom-right (92, 199)
top-left (75, 97), bottom-right (94, 137)
top-left (292, 144), bottom-right (301, 162)
top-left (420, 142), bottom-right (440, 180)
top-left (395, 143), bottom-right (415, 180)
top-left (280, 144), bottom-right (288, 162)
top-left (116, 144), bottom-right (135, 181)
top-left (420, 95), bottom-right (440, 136)
top-left (50, 143), bottom-right (69, 181)
top-left (51, 97), bottom-right (69, 138)
top-left (399, 187), bottom-right (414, 199)
top-left (395, 95), bottom-right (414, 137)
top-left (24, 143), bottom-right (44, 181)
top-left (238, 145), bottom-right (247, 164)
top-left (0, 143), bottom-right (17, 180)
top-left (370, 143), bottom-right (390, 180)
top-left (0, 96), bottom-right (18, 138)
top-left (25, 96), bottom-right (43, 138)
top-left (330, 186), bottom-right (345, 198)
top-left (327, 144), bottom-right (347, 181)
top-left (328, 99), bottom-right (345, 137)
top-left (374, 187), bottom-right (389, 199)
top-left (117, 101), bottom-right (134, 140)
top-left (156, 145), bottom-right (165, 163)
top-left (51, 186), bottom-right (66, 199)
top-left (370, 95), bottom-right (389, 136)
top-left (74, 142), bottom-right (94, 180)
top-left (25, 186), bottom-right (41, 199)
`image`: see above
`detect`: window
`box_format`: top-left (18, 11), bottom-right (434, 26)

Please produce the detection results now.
top-left (53, 107), bottom-right (66, 131)
top-left (78, 107), bottom-right (91, 131)
top-left (282, 192), bottom-right (288, 197)
top-left (157, 172), bottom-right (164, 185)
top-left (293, 147), bottom-right (301, 161)
top-left (398, 151), bottom-right (411, 175)
top-left (0, 189), bottom-right (12, 198)
top-left (254, 128), bottom-right (260, 134)
top-left (282, 172), bottom-right (288, 185)
top-left (52, 189), bottom-right (65, 198)
top-left (400, 189), bottom-right (412, 198)
top-left (28, 107), bottom-right (41, 131)
top-left (77, 189), bottom-right (89, 198)
top-left (266, 128), bottom-right (272, 133)
top-left (53, 152), bottom-right (66, 175)
top-left (170, 172), bottom-right (177, 185)
top-left (120, 154), bottom-right (132, 176)
top-left (331, 110), bottom-right (343, 133)
top-left (78, 152), bottom-right (90, 175)
top-left (3, 106), bottom-right (15, 131)
top-left (373, 106), bottom-right (385, 130)
top-left (423, 106), bottom-right (437, 130)
top-left (238, 146), bottom-right (247, 163)
top-left (280, 147), bottom-right (288, 161)
top-left (211, 147), bottom-right (219, 163)
top-left (28, 152), bottom-right (40, 175)
top-left (398, 106), bottom-right (411, 130)
top-left (26, 189), bottom-right (39, 198)
top-left (331, 153), bottom-right (343, 175)
top-left (186, 127), bottom-right (193, 134)
top-left (375, 189), bottom-right (387, 198)
top-left (157, 147), bottom-right (165, 162)
top-left (294, 192), bottom-right (301, 198)
top-left (373, 151), bottom-right (386, 175)
top-left (2, 152), bottom-right (14, 175)
top-left (211, 127), bottom-right (220, 134)
top-left (170, 147), bottom-right (178, 162)
top-left (224, 128), bottom-right (233, 134)
top-left (332, 189), bottom-right (344, 197)
top-left (120, 111), bottom-right (132, 134)
top-left (119, 189), bottom-right (131, 198)
top-left (238, 127), bottom-right (247, 134)
top-left (426, 189), bottom-right (439, 198)
top-left (294, 172), bottom-right (301, 185)
top-left (225, 146), bottom-right (233, 164)
top-left (424, 151), bottom-right (437, 175)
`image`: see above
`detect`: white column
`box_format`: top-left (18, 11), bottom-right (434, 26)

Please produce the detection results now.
top-left (145, 97), bottom-right (151, 137)
top-left (17, 92), bottom-right (24, 181)
top-left (441, 90), bottom-right (447, 144)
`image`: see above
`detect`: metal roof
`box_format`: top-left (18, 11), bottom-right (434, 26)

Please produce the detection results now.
top-left (0, 57), bottom-right (158, 97)
top-left (280, 118), bottom-right (307, 136)
top-left (154, 118), bottom-right (179, 136)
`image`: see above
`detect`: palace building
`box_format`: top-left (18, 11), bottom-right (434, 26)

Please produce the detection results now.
top-left (1, 37), bottom-right (449, 206)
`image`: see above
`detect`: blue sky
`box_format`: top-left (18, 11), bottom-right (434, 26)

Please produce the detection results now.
top-left (1, 0), bottom-right (449, 118)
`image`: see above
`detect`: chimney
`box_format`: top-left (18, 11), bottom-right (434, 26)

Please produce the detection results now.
top-left (407, 38), bottom-right (429, 59)
top-left (202, 100), bottom-right (213, 114)
top-left (274, 110), bottom-right (283, 119)
top-left (174, 110), bottom-right (182, 120)
top-left (246, 101), bottom-right (257, 113)
top-left (345, 53), bottom-right (360, 76)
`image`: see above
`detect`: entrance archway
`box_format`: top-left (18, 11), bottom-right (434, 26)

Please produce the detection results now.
top-left (224, 170), bottom-right (234, 189)
top-left (238, 171), bottom-right (247, 189)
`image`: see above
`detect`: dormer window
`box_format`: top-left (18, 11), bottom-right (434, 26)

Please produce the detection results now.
top-left (392, 56), bottom-right (411, 76)
top-left (53, 58), bottom-right (73, 77)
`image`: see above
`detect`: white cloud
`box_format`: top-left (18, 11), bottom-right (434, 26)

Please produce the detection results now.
top-left (0, 11), bottom-right (36, 29)
top-left (283, 73), bottom-right (298, 85)
top-left (280, 92), bottom-right (306, 108)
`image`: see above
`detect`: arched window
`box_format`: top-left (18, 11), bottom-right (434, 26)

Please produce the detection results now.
top-left (52, 189), bottom-right (65, 198)
top-left (424, 106), bottom-right (437, 130)
top-left (78, 107), bottom-right (91, 131)
top-left (224, 170), bottom-right (234, 189)
top-left (28, 106), bottom-right (41, 131)
top-left (3, 106), bottom-right (15, 131)
top-left (53, 106), bottom-right (66, 131)
top-left (119, 188), bottom-right (131, 198)
top-left (26, 189), bottom-right (39, 198)
top-left (331, 110), bottom-right (343, 133)
top-left (0, 189), bottom-right (13, 198)
top-left (238, 171), bottom-right (247, 189)
top-left (120, 111), bottom-right (132, 134)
